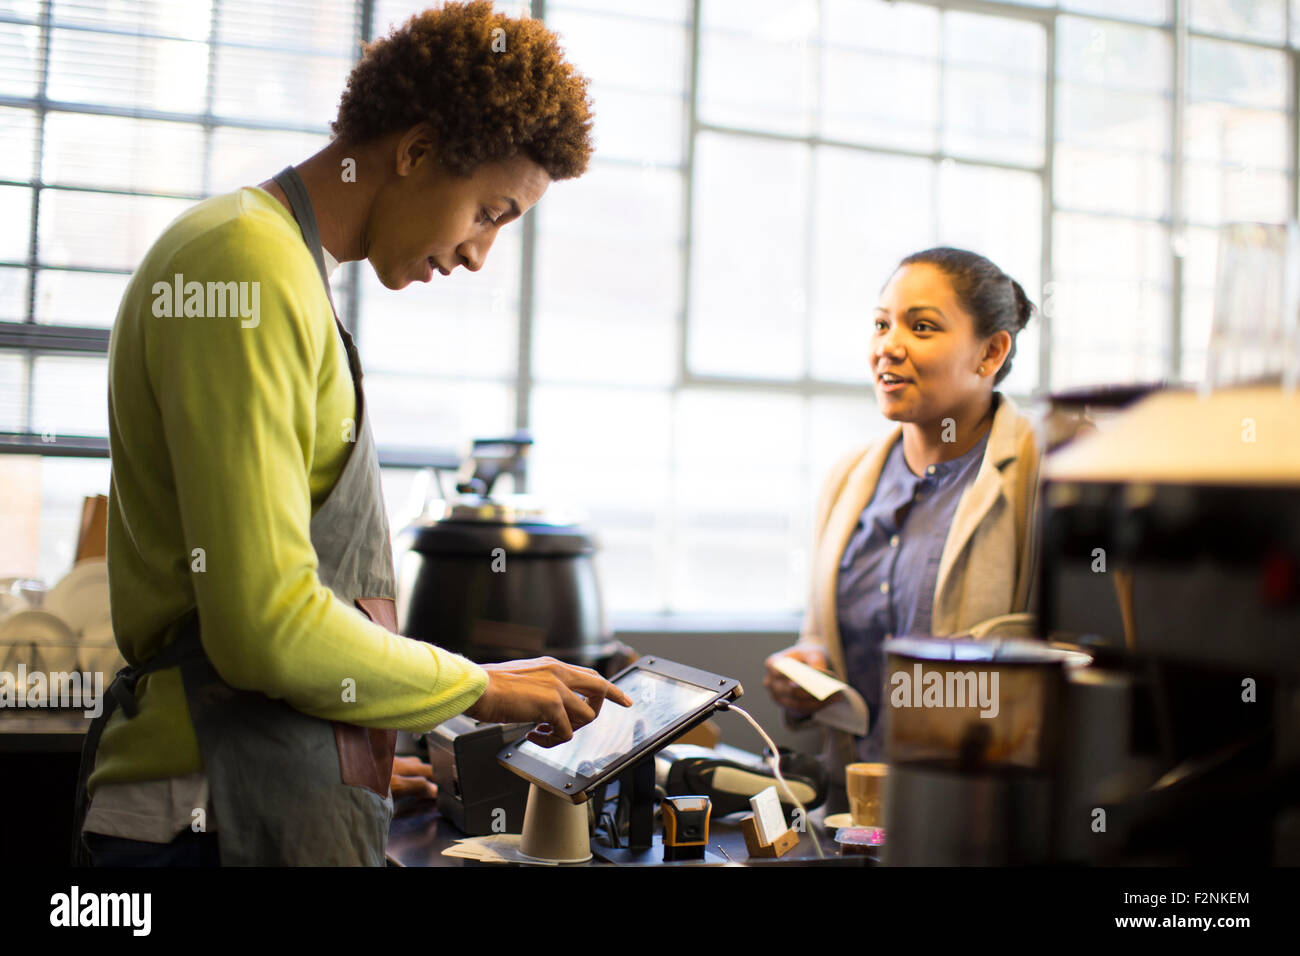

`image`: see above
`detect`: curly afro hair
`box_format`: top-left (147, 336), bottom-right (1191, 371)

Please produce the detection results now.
top-left (333, 1), bottom-right (593, 180)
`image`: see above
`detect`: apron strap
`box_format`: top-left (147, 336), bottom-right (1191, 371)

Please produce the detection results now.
top-left (270, 166), bottom-right (365, 393)
top-left (71, 612), bottom-right (205, 865)
top-left (272, 166), bottom-right (336, 314)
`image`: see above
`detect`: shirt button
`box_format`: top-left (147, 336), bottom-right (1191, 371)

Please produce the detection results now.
top-left (926, 465), bottom-right (936, 475)
top-left (890, 534), bottom-right (900, 548)
top-left (880, 581), bottom-right (890, 594)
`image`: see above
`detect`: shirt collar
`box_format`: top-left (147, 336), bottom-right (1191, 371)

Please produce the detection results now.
top-left (925, 427), bottom-right (990, 480)
top-left (322, 246), bottom-right (340, 278)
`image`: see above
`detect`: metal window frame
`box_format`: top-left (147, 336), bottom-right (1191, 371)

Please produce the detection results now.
top-left (3, 0), bottom-right (1298, 502)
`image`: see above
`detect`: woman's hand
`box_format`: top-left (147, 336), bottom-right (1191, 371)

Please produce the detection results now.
top-left (764, 644), bottom-right (835, 715)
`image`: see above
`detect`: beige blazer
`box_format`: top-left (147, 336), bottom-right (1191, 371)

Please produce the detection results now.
top-left (794, 392), bottom-right (1043, 767)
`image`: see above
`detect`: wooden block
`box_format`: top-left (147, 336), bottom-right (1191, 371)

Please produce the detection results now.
top-left (740, 813), bottom-right (799, 859)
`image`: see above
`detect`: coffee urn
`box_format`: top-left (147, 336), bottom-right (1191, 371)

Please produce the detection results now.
top-left (394, 435), bottom-right (629, 676)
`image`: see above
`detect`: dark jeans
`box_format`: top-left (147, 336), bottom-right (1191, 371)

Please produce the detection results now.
top-left (85, 828), bottom-right (220, 867)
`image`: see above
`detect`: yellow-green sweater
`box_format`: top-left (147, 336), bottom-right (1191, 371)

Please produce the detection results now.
top-left (91, 186), bottom-right (488, 794)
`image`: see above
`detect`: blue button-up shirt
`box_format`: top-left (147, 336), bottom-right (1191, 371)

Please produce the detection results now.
top-left (836, 428), bottom-right (990, 760)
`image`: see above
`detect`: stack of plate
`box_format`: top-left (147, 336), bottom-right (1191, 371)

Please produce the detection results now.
top-left (0, 558), bottom-right (123, 682)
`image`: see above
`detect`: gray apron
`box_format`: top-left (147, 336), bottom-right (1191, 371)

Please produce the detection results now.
top-left (74, 167), bottom-right (399, 866)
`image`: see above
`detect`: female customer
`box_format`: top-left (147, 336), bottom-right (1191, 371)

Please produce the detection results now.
top-left (764, 247), bottom-right (1041, 789)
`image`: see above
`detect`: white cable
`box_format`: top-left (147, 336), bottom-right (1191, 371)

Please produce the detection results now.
top-left (721, 703), bottom-right (825, 860)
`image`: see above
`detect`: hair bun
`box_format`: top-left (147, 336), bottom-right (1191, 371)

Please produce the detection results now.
top-left (1009, 278), bottom-right (1034, 331)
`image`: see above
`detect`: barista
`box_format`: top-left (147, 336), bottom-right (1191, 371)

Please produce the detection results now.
top-left (75, 2), bottom-right (630, 867)
top-left (765, 247), bottom-right (1041, 796)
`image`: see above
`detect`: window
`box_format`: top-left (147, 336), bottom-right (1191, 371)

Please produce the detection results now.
top-left (2, 0), bottom-right (1297, 617)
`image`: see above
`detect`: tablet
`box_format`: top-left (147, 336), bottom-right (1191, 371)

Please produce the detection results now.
top-left (498, 657), bottom-right (743, 803)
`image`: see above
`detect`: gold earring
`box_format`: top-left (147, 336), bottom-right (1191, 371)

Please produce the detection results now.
top-left (978, 365), bottom-right (985, 375)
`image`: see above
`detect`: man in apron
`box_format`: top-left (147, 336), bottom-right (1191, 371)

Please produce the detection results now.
top-left (73, 3), bottom-right (624, 866)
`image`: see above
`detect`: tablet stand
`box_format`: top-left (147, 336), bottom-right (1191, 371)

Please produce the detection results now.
top-left (624, 756), bottom-right (656, 850)
top-left (518, 783), bottom-right (592, 864)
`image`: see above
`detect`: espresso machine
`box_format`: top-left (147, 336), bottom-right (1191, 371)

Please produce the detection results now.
top-left (880, 384), bottom-right (1300, 865)
top-left (1038, 384), bottom-right (1300, 865)
top-left (394, 434), bottom-right (630, 674)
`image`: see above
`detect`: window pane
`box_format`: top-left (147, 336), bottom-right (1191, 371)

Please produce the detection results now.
top-left (550, 0), bottom-right (691, 21)
top-left (584, 86), bottom-right (685, 166)
top-left (1057, 17), bottom-right (1171, 94)
top-left (673, 389), bottom-right (804, 613)
top-left (0, 1), bottom-right (41, 21)
top-left (43, 113), bottom-right (206, 195)
top-left (216, 0), bottom-right (356, 56)
top-left (699, 0), bottom-right (818, 136)
top-left (807, 393), bottom-right (889, 491)
top-left (1188, 37), bottom-right (1286, 111)
top-left (47, 28), bottom-right (209, 113)
top-left (938, 162), bottom-right (1042, 295)
top-left (209, 128), bottom-right (330, 195)
top-left (0, 454), bottom-right (112, 584)
top-left (31, 354), bottom-right (107, 437)
top-left (535, 232), bottom-right (679, 321)
top-left (810, 148), bottom-right (935, 384)
top-left (1056, 146), bottom-right (1171, 219)
top-left (34, 269), bottom-right (130, 327)
top-left (819, 0), bottom-right (940, 153)
top-left (1055, 19), bottom-right (1172, 219)
top-left (36, 457), bottom-right (111, 582)
top-left (0, 107), bottom-right (38, 182)
top-left (213, 49), bottom-right (352, 126)
top-left (689, 133), bottom-right (809, 379)
top-left (529, 384), bottom-right (673, 614)
top-left (0, 266), bottom-right (27, 321)
top-left (1050, 214), bottom-right (1171, 388)
top-left (937, 162), bottom-right (1043, 392)
top-left (535, 4), bottom-right (691, 166)
top-left (37, 189), bottom-right (191, 271)
top-left (941, 12), bottom-right (1046, 166)
top-left (371, 0), bottom-right (532, 35)
top-left (1191, 0), bottom-right (1286, 43)
top-left (1061, 0), bottom-right (1170, 24)
top-left (1179, 225), bottom-right (1219, 383)
top-left (0, 351), bottom-right (26, 430)
top-left (365, 376), bottom-right (513, 451)
top-left (356, 232), bottom-right (520, 380)
top-left (0, 185), bottom-right (32, 260)
top-left (533, 234), bottom-right (681, 387)
top-left (0, 23), bottom-right (41, 98)
top-left (534, 164), bottom-right (682, 387)
top-left (1184, 148), bottom-right (1289, 224)
top-left (539, 163), bottom-right (681, 242)
top-left (1186, 38), bottom-right (1289, 225)
top-left (52, 0), bottom-right (212, 39)
top-left (534, 304), bottom-right (679, 388)
top-left (547, 8), bottom-right (687, 94)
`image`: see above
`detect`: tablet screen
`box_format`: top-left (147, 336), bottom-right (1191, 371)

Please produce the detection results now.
top-left (515, 669), bottom-right (717, 779)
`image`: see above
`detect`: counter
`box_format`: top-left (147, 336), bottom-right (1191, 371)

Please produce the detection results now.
top-left (1, 713), bottom-right (865, 867)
